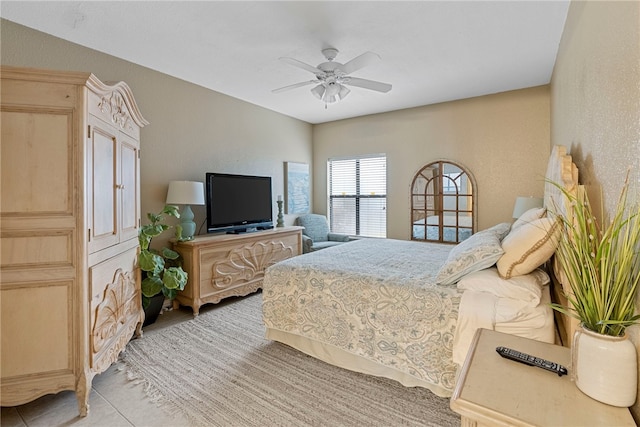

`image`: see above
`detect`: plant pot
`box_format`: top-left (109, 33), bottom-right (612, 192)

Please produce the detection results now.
top-left (143, 293), bottom-right (166, 327)
top-left (572, 324), bottom-right (637, 407)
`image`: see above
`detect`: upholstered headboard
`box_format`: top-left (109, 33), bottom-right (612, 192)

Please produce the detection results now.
top-left (544, 145), bottom-right (581, 346)
top-left (544, 145), bottom-right (579, 215)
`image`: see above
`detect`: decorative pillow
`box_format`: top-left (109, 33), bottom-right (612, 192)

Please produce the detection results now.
top-left (435, 232), bottom-right (504, 286)
top-left (476, 222), bottom-right (512, 241)
top-left (457, 267), bottom-right (549, 306)
top-left (512, 207), bottom-right (547, 230)
top-left (497, 217), bottom-right (561, 279)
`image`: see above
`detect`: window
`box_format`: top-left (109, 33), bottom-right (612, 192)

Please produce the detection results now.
top-left (411, 161), bottom-right (475, 243)
top-left (328, 155), bottom-right (386, 238)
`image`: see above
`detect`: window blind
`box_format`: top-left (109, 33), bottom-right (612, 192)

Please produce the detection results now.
top-left (328, 155), bottom-right (386, 238)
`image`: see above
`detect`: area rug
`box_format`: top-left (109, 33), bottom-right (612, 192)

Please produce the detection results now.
top-left (121, 292), bottom-right (460, 427)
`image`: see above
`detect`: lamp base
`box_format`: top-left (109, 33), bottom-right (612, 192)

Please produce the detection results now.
top-left (180, 205), bottom-right (196, 239)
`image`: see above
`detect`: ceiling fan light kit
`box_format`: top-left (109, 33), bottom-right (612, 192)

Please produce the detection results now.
top-left (273, 47), bottom-right (392, 107)
top-left (311, 81), bottom-right (351, 104)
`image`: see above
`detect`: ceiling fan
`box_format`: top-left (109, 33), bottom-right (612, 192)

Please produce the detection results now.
top-left (272, 48), bottom-right (392, 105)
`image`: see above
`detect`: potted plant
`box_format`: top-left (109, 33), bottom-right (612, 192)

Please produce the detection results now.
top-left (139, 205), bottom-right (189, 325)
top-left (549, 172), bottom-right (640, 407)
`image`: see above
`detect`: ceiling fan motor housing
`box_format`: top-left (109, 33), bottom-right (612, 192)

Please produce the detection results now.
top-left (322, 47), bottom-right (339, 61)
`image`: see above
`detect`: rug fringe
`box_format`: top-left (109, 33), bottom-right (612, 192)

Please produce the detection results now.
top-left (118, 355), bottom-right (204, 426)
top-left (117, 356), bottom-right (191, 422)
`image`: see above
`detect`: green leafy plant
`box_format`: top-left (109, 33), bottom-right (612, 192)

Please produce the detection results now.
top-left (549, 173), bottom-right (640, 336)
top-left (139, 205), bottom-right (188, 309)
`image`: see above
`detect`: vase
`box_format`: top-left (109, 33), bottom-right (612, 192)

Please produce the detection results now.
top-left (143, 293), bottom-right (166, 327)
top-left (572, 324), bottom-right (637, 407)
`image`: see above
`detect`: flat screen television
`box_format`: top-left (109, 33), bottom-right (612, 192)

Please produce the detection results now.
top-left (205, 173), bottom-right (273, 234)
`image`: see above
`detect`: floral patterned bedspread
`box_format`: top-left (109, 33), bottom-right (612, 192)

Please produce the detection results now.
top-left (262, 238), bottom-right (462, 395)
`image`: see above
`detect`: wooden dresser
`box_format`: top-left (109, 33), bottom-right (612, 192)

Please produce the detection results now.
top-left (172, 226), bottom-right (303, 314)
top-left (0, 66), bottom-right (147, 416)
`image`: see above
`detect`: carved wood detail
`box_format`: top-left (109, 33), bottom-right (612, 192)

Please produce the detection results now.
top-left (91, 268), bottom-right (141, 372)
top-left (204, 282), bottom-right (262, 305)
top-left (76, 370), bottom-right (90, 417)
top-left (92, 320), bottom-right (140, 374)
top-left (98, 92), bottom-right (133, 132)
top-left (211, 241), bottom-right (294, 289)
top-left (173, 227), bottom-right (302, 315)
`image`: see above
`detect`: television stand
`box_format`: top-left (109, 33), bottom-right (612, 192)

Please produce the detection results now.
top-left (172, 226), bottom-right (303, 315)
top-left (226, 225), bottom-right (275, 234)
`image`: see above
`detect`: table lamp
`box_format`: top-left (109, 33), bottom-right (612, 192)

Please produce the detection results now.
top-left (512, 196), bottom-right (544, 219)
top-left (166, 180), bottom-right (205, 240)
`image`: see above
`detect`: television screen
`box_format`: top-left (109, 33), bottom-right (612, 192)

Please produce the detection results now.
top-left (206, 173), bottom-right (273, 233)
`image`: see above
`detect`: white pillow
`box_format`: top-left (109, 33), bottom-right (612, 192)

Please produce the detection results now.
top-left (513, 207), bottom-right (547, 230)
top-left (435, 232), bottom-right (504, 286)
top-left (477, 222), bottom-right (512, 241)
top-left (457, 267), bottom-right (549, 306)
top-left (497, 217), bottom-right (561, 279)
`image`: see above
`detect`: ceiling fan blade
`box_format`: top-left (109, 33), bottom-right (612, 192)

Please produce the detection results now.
top-left (338, 52), bottom-right (381, 75)
top-left (343, 77), bottom-right (392, 93)
top-left (280, 57), bottom-right (324, 75)
top-left (272, 80), bottom-right (317, 93)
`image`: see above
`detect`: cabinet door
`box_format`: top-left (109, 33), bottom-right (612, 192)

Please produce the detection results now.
top-left (87, 117), bottom-right (119, 253)
top-left (89, 246), bottom-right (141, 372)
top-left (87, 118), bottom-right (140, 253)
top-left (118, 134), bottom-right (140, 243)
top-left (1, 103), bottom-right (78, 405)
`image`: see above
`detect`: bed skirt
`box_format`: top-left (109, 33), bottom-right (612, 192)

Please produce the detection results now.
top-left (265, 327), bottom-right (453, 397)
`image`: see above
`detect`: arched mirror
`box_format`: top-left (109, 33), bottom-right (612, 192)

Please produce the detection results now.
top-left (411, 161), bottom-right (476, 243)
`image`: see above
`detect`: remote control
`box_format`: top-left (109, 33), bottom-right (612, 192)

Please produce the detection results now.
top-left (496, 346), bottom-right (568, 376)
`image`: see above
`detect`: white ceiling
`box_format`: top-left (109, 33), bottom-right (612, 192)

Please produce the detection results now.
top-left (1, 1), bottom-right (570, 124)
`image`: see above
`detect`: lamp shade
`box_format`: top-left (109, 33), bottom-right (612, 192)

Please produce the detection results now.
top-left (311, 84), bottom-right (325, 100)
top-left (166, 181), bottom-right (205, 206)
top-left (338, 84), bottom-right (351, 99)
top-left (512, 196), bottom-right (544, 219)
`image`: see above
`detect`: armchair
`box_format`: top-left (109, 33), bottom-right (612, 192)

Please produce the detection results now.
top-left (294, 214), bottom-right (351, 253)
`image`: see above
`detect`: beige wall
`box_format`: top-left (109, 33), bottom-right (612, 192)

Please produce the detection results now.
top-left (313, 87), bottom-right (551, 240)
top-left (1, 19), bottom-right (552, 245)
top-left (0, 20), bottom-right (313, 249)
top-left (551, 0), bottom-right (640, 419)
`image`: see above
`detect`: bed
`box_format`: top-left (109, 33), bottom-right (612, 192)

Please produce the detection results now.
top-left (262, 146), bottom-right (578, 398)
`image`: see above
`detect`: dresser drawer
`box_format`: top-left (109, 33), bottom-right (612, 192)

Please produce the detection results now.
top-left (199, 237), bottom-right (296, 296)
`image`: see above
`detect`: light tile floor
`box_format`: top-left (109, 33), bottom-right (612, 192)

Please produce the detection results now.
top-left (1, 306), bottom-right (195, 427)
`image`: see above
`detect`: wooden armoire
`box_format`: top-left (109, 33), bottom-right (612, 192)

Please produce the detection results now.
top-left (0, 66), bottom-right (148, 416)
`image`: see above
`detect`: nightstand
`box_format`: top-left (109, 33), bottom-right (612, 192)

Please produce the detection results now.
top-left (450, 328), bottom-right (635, 427)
